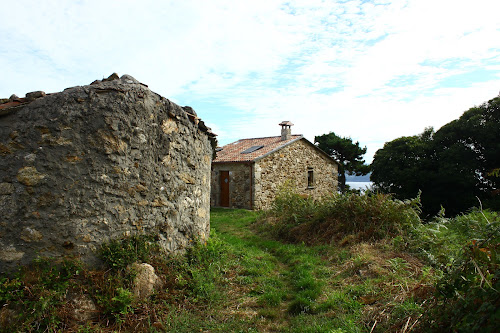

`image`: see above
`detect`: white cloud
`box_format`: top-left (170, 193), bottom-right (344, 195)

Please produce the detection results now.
top-left (1, 0), bottom-right (499, 162)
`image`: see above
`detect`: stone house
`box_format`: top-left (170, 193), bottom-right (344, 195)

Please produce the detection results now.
top-left (211, 122), bottom-right (338, 210)
top-left (0, 74), bottom-right (216, 274)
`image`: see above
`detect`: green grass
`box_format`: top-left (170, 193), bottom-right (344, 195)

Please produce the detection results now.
top-left (256, 188), bottom-right (500, 332)
top-left (209, 208), bottom-right (433, 332)
top-left (0, 208), bottom-right (431, 332)
top-left (1, 200), bottom-right (497, 332)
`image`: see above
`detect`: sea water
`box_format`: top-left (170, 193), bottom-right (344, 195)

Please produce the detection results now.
top-left (346, 182), bottom-right (373, 191)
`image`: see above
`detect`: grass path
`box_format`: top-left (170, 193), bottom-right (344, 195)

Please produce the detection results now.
top-left (210, 208), bottom-right (365, 332)
top-left (207, 208), bottom-right (431, 333)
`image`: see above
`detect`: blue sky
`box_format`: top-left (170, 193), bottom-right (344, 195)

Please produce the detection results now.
top-left (1, 0), bottom-right (499, 162)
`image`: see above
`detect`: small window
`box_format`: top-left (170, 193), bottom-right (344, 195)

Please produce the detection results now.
top-left (307, 169), bottom-right (314, 188)
top-left (241, 145), bottom-right (264, 154)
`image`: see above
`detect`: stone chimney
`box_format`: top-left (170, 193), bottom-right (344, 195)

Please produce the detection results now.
top-left (279, 121), bottom-right (293, 141)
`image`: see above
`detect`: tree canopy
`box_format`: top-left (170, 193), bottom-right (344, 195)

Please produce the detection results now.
top-left (371, 95), bottom-right (500, 217)
top-left (315, 132), bottom-right (370, 192)
top-left (371, 127), bottom-right (434, 199)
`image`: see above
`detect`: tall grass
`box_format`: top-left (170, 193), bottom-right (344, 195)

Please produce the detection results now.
top-left (262, 186), bottom-right (500, 332)
top-left (1, 200), bottom-right (497, 332)
top-left (0, 231), bottom-right (231, 332)
top-left (413, 209), bottom-right (500, 332)
top-left (261, 185), bottom-right (421, 245)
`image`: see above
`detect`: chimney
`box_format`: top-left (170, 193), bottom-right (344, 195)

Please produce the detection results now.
top-left (279, 121), bottom-right (293, 141)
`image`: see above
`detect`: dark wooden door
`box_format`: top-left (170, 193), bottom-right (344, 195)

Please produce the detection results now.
top-left (220, 171), bottom-right (230, 207)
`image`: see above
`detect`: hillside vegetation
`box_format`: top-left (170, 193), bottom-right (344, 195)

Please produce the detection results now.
top-left (1, 191), bottom-right (498, 332)
top-left (371, 95), bottom-right (500, 217)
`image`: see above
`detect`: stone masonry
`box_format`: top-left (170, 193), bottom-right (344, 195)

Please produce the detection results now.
top-left (211, 132), bottom-right (338, 210)
top-left (211, 163), bottom-right (252, 208)
top-left (0, 74), bottom-right (216, 274)
top-left (253, 138), bottom-right (337, 210)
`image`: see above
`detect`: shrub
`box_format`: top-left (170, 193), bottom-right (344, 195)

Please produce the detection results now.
top-left (261, 186), bottom-right (421, 244)
top-left (99, 234), bottom-right (156, 270)
top-left (110, 287), bottom-right (134, 316)
top-left (269, 181), bottom-right (318, 226)
top-left (0, 258), bottom-right (83, 332)
top-left (415, 209), bottom-right (500, 332)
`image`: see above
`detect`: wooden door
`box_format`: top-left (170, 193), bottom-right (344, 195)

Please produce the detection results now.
top-left (220, 171), bottom-right (230, 207)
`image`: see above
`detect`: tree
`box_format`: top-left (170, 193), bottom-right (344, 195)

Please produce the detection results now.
top-left (430, 96), bottom-right (500, 214)
top-left (315, 132), bottom-right (370, 192)
top-left (371, 128), bottom-right (439, 216)
top-left (371, 128), bottom-right (434, 196)
top-left (371, 96), bottom-right (500, 217)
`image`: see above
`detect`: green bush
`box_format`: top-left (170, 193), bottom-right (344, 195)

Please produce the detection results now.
top-left (110, 287), bottom-right (134, 316)
top-left (99, 234), bottom-right (156, 270)
top-left (263, 186), bottom-right (421, 244)
top-left (316, 192), bottom-right (421, 237)
top-left (269, 181), bottom-right (318, 226)
top-left (0, 258), bottom-right (83, 332)
top-left (413, 210), bottom-right (498, 264)
top-left (415, 209), bottom-right (500, 332)
top-left (0, 277), bottom-right (24, 304)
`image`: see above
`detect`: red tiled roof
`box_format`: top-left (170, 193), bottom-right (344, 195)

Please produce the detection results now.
top-left (0, 99), bottom-right (25, 110)
top-left (213, 135), bottom-right (303, 163)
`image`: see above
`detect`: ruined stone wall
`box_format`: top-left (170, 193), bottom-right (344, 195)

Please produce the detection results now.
top-left (210, 163), bottom-right (252, 209)
top-left (0, 74), bottom-right (216, 274)
top-left (253, 139), bottom-right (337, 210)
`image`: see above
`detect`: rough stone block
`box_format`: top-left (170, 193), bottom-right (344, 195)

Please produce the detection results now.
top-left (0, 74), bottom-right (217, 274)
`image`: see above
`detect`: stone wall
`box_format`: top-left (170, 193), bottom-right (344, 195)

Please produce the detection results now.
top-left (253, 139), bottom-right (337, 210)
top-left (0, 74), bottom-right (216, 274)
top-left (210, 163), bottom-right (252, 209)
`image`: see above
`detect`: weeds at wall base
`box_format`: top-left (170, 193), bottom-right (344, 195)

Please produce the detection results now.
top-left (0, 231), bottom-right (229, 332)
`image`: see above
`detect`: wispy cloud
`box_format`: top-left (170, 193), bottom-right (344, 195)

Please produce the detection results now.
top-left (1, 0), bottom-right (499, 161)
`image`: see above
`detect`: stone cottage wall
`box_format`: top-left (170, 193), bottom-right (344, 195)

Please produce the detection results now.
top-left (253, 139), bottom-right (337, 210)
top-left (211, 163), bottom-right (252, 209)
top-left (0, 74), bottom-right (216, 274)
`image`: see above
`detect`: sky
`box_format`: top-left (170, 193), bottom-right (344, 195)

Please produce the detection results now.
top-left (1, 0), bottom-right (499, 162)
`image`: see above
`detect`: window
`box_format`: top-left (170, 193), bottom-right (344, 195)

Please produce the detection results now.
top-left (307, 168), bottom-right (314, 188)
top-left (241, 145), bottom-right (264, 154)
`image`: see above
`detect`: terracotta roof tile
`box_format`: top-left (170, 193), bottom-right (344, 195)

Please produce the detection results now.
top-left (0, 99), bottom-right (25, 110)
top-left (213, 135), bottom-right (303, 163)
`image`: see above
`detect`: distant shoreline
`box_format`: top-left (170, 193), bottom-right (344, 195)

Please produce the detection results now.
top-left (345, 172), bottom-right (371, 182)
top-left (346, 181), bottom-right (372, 190)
